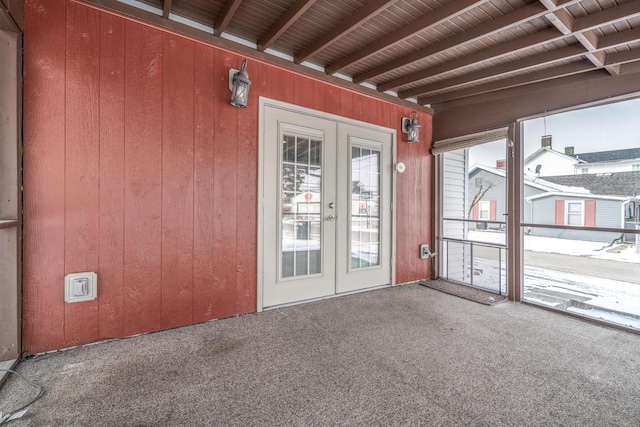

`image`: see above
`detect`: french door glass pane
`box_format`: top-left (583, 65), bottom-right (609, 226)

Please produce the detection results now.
top-left (281, 134), bottom-right (322, 278)
top-left (351, 146), bottom-right (380, 268)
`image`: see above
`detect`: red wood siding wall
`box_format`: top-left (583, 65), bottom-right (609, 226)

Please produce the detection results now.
top-left (22, 0), bottom-right (433, 354)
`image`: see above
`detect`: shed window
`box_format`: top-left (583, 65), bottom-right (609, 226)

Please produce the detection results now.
top-left (633, 164), bottom-right (640, 171)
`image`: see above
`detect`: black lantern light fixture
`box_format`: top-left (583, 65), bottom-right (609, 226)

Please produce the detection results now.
top-left (230, 59), bottom-right (251, 108)
top-left (401, 111), bottom-right (421, 143)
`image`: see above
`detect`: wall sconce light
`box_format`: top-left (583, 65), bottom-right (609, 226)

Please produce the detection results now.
top-left (401, 111), bottom-right (420, 143)
top-left (230, 59), bottom-right (251, 108)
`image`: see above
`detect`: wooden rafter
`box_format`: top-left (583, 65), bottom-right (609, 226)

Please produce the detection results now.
top-left (258, 0), bottom-right (316, 52)
top-left (606, 48), bottom-right (640, 67)
top-left (418, 61), bottom-right (597, 105)
top-left (401, 45), bottom-right (586, 99)
top-left (542, 1), bottom-right (640, 76)
top-left (162, 0), bottom-right (172, 19)
top-left (353, 2), bottom-right (548, 83)
top-left (325, 0), bottom-right (488, 75)
top-left (294, 0), bottom-right (400, 64)
top-left (573, 1), bottom-right (640, 33)
top-left (215, 0), bottom-right (243, 36)
top-left (377, 28), bottom-right (564, 92)
top-left (599, 27), bottom-right (640, 50)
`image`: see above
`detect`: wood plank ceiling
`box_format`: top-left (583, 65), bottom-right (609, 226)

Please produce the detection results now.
top-left (99, 0), bottom-right (640, 107)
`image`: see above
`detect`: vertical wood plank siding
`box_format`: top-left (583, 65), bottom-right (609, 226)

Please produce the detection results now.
top-left (22, 0), bottom-right (67, 353)
top-left (123, 20), bottom-right (163, 337)
top-left (64, 2), bottom-right (101, 347)
top-left (22, 0), bottom-right (433, 353)
top-left (98, 11), bottom-right (126, 339)
top-left (161, 33), bottom-right (195, 330)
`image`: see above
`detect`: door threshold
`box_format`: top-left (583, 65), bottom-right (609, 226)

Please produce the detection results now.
top-left (264, 284), bottom-right (391, 311)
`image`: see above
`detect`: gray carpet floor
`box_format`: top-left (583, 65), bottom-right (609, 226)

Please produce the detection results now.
top-left (1, 283), bottom-right (640, 426)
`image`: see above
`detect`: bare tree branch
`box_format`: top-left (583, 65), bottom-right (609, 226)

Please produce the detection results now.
top-left (468, 182), bottom-right (495, 218)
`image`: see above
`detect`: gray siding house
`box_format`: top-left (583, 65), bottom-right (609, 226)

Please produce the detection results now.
top-left (469, 166), bottom-right (639, 242)
top-left (525, 192), bottom-right (629, 242)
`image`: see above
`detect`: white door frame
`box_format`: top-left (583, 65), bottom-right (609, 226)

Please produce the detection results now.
top-left (257, 97), bottom-right (397, 312)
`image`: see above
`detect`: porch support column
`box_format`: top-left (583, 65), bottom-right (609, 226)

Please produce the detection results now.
top-left (506, 122), bottom-right (523, 301)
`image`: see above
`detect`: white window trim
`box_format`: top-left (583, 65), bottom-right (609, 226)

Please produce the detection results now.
top-left (565, 200), bottom-right (584, 226)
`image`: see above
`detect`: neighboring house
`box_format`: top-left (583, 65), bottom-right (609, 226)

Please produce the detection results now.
top-left (468, 164), bottom-right (588, 228)
top-left (469, 165), bottom-right (639, 242)
top-left (543, 172), bottom-right (640, 241)
top-left (525, 192), bottom-right (636, 243)
top-left (523, 145), bottom-right (640, 177)
top-left (573, 148), bottom-right (640, 174)
top-left (524, 147), bottom-right (582, 177)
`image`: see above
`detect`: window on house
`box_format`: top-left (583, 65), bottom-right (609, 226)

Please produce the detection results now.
top-left (633, 164), bottom-right (640, 171)
top-left (475, 177), bottom-right (482, 186)
top-left (581, 168), bottom-right (588, 174)
top-left (566, 201), bottom-right (583, 226)
top-left (478, 200), bottom-right (490, 220)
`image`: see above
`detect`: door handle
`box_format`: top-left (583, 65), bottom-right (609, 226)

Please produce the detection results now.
top-left (326, 215), bottom-right (335, 221)
top-left (328, 203), bottom-right (335, 209)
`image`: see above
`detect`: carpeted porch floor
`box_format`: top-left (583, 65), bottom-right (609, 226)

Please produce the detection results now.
top-left (1, 282), bottom-right (639, 426)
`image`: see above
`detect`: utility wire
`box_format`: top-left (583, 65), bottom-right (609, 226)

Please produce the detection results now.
top-left (0, 369), bottom-right (43, 424)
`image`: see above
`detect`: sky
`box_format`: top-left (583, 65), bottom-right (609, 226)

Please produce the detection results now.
top-left (469, 97), bottom-right (640, 167)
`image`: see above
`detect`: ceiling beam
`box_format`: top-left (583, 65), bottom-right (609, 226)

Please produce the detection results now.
top-left (215, 0), bottom-right (243, 36)
top-left (573, 31), bottom-right (619, 75)
top-left (325, 0), bottom-right (488, 75)
top-left (431, 69), bottom-right (640, 142)
top-left (606, 47), bottom-right (640, 67)
top-left (418, 61), bottom-right (595, 104)
top-left (258, 0), bottom-right (316, 52)
top-left (599, 27), bottom-right (640, 50)
top-left (401, 45), bottom-right (586, 99)
top-left (573, 1), bottom-right (640, 33)
top-left (162, 0), bottom-right (172, 19)
top-left (544, 8), bottom-right (573, 35)
top-left (619, 61), bottom-right (640, 75)
top-left (353, 2), bottom-right (548, 83)
top-left (541, 1), bottom-right (640, 77)
top-left (294, 0), bottom-right (399, 64)
top-left (377, 28), bottom-right (564, 93)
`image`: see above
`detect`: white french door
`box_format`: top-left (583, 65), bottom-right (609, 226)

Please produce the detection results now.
top-left (260, 101), bottom-right (393, 308)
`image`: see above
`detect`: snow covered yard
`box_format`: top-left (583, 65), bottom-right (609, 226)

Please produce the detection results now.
top-left (465, 230), bottom-right (640, 329)
top-left (469, 229), bottom-right (640, 262)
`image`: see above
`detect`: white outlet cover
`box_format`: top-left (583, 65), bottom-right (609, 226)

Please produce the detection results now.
top-left (64, 272), bottom-right (97, 303)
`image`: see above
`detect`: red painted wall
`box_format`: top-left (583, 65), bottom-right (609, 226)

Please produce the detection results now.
top-left (22, 0), bottom-right (433, 354)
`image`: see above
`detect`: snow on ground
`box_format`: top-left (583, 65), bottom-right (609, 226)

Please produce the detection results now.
top-left (464, 229), bottom-right (640, 329)
top-left (566, 307), bottom-right (640, 329)
top-left (469, 230), bottom-right (640, 263)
